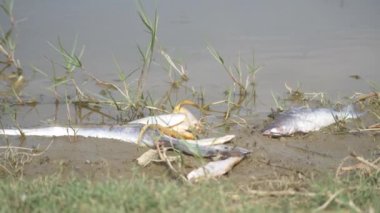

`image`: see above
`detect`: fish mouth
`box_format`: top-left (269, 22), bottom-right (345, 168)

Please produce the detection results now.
top-left (262, 129), bottom-right (271, 136)
top-left (262, 128), bottom-right (283, 137)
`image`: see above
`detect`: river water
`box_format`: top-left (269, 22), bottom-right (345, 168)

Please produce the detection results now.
top-left (1, 0), bottom-right (380, 119)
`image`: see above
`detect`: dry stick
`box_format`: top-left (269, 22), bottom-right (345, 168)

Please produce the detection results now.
top-left (156, 143), bottom-right (189, 183)
top-left (369, 123), bottom-right (380, 129)
top-left (247, 189), bottom-right (316, 197)
top-left (136, 124), bottom-right (152, 146)
top-left (246, 178), bottom-right (303, 186)
top-left (32, 139), bottom-right (54, 157)
top-left (257, 159), bottom-right (313, 174)
top-left (350, 152), bottom-right (380, 171)
top-left (349, 128), bottom-right (380, 133)
top-left (0, 164), bottom-right (12, 175)
top-left (372, 157), bottom-right (380, 165)
top-left (313, 189), bottom-right (345, 212)
top-left (0, 146), bottom-right (34, 151)
top-left (335, 199), bottom-right (362, 213)
top-left (336, 154), bottom-right (380, 178)
top-left (355, 92), bottom-right (380, 102)
top-left (136, 124), bottom-right (189, 182)
top-left (157, 143), bottom-right (179, 176)
top-left (79, 104), bottom-right (116, 121)
top-left (347, 200), bottom-right (362, 213)
top-left (0, 139), bottom-right (53, 157)
top-left (163, 149), bottom-right (189, 182)
top-left (335, 156), bottom-right (351, 179)
top-left (0, 139), bottom-right (53, 176)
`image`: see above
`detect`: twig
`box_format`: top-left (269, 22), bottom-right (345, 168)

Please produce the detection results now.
top-left (369, 123), bottom-right (380, 129)
top-left (0, 163), bottom-right (12, 175)
top-left (334, 198), bottom-right (362, 213)
top-left (350, 152), bottom-right (380, 171)
top-left (337, 153), bottom-right (380, 178)
top-left (0, 139), bottom-right (53, 157)
top-left (0, 139), bottom-right (53, 177)
top-left (157, 145), bottom-right (189, 183)
top-left (354, 92), bottom-right (380, 102)
top-left (347, 200), bottom-right (362, 213)
top-left (313, 189), bottom-right (344, 212)
top-left (247, 189), bottom-right (316, 197)
top-left (32, 139), bottom-right (54, 157)
top-left (335, 156), bottom-right (351, 179)
top-left (0, 146), bottom-right (34, 151)
top-left (373, 157), bottom-right (380, 165)
top-left (349, 128), bottom-right (380, 133)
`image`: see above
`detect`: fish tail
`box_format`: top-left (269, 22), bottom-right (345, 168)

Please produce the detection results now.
top-left (341, 104), bottom-right (364, 119)
top-left (1, 129), bottom-right (23, 136)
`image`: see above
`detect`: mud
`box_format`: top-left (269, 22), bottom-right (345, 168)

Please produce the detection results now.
top-left (1, 107), bottom-right (378, 184)
top-left (229, 125), bottom-right (379, 183)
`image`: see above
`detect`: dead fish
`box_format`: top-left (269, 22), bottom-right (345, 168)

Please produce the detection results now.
top-left (187, 156), bottom-right (245, 181)
top-left (130, 113), bottom-right (187, 127)
top-left (130, 112), bottom-right (200, 139)
top-left (262, 105), bottom-right (362, 137)
top-left (1, 123), bottom-right (249, 158)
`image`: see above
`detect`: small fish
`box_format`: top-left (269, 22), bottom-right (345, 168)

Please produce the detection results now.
top-left (1, 123), bottom-right (249, 158)
top-left (262, 105), bottom-right (362, 137)
top-left (187, 156), bottom-right (244, 181)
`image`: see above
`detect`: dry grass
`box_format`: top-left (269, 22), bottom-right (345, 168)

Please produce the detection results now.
top-left (0, 139), bottom-right (53, 177)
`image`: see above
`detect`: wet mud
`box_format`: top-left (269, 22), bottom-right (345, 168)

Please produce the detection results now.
top-left (229, 128), bottom-right (379, 183)
top-left (2, 111), bottom-right (378, 184)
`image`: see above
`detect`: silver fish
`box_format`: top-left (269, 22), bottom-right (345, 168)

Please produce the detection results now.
top-left (1, 123), bottom-right (249, 158)
top-left (262, 105), bottom-right (362, 137)
top-left (187, 156), bottom-right (244, 181)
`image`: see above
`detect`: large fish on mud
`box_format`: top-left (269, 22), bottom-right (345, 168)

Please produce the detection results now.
top-left (1, 123), bottom-right (249, 158)
top-left (262, 105), bottom-right (362, 137)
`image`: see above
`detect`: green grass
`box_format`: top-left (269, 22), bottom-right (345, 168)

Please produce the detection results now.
top-left (0, 171), bottom-right (378, 212)
top-left (308, 173), bottom-right (380, 212)
top-left (0, 175), bottom-right (254, 213)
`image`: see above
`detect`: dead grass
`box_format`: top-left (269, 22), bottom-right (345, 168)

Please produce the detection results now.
top-left (0, 139), bottom-right (53, 177)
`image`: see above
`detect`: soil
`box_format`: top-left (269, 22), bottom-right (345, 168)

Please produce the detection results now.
top-left (2, 110), bottom-right (378, 184)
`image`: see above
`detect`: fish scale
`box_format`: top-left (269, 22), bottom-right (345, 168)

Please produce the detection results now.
top-left (262, 105), bottom-right (362, 137)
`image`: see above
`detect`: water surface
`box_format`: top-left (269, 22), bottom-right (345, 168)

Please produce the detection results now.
top-left (1, 0), bottom-right (380, 120)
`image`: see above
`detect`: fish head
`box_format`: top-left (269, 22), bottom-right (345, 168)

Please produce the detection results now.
top-left (262, 124), bottom-right (293, 137)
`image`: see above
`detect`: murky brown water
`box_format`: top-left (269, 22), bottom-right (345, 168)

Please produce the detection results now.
top-left (1, 0), bottom-right (379, 181)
